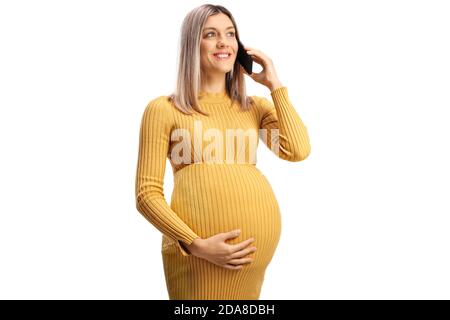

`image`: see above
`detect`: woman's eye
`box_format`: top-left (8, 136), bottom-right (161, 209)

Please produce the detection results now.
top-left (206, 31), bottom-right (235, 37)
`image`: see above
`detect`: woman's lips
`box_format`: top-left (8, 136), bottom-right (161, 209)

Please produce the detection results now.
top-left (213, 53), bottom-right (232, 61)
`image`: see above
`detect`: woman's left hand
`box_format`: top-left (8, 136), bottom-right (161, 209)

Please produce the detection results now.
top-left (243, 46), bottom-right (283, 92)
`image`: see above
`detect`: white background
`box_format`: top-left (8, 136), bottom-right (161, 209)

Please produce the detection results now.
top-left (1, 0), bottom-right (449, 299)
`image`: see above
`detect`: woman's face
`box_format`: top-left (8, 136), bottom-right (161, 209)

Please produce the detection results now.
top-left (200, 13), bottom-right (238, 75)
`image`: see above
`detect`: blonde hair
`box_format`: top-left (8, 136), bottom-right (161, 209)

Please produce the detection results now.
top-left (168, 4), bottom-right (254, 116)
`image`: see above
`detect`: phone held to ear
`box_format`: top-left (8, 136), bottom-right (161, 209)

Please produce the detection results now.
top-left (237, 39), bottom-right (253, 75)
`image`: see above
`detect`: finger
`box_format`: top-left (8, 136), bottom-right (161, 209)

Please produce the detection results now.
top-left (247, 50), bottom-right (268, 63)
top-left (247, 52), bottom-right (265, 65)
top-left (230, 237), bottom-right (255, 253)
top-left (223, 264), bottom-right (244, 270)
top-left (248, 52), bottom-right (264, 63)
top-left (246, 48), bottom-right (262, 55)
top-left (230, 246), bottom-right (257, 259)
top-left (243, 69), bottom-right (254, 77)
top-left (246, 48), bottom-right (261, 56)
top-left (223, 229), bottom-right (241, 240)
top-left (251, 57), bottom-right (264, 66)
top-left (227, 257), bottom-right (254, 265)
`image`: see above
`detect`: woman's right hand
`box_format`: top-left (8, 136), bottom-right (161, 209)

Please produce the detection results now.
top-left (186, 230), bottom-right (257, 270)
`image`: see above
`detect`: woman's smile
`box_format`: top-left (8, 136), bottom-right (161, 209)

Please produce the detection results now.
top-left (212, 52), bottom-right (233, 61)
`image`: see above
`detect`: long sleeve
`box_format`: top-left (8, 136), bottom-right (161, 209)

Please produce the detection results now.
top-left (135, 97), bottom-right (200, 256)
top-left (256, 86), bottom-right (311, 161)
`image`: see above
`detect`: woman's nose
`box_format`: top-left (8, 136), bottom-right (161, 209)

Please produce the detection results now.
top-left (217, 35), bottom-right (231, 47)
top-left (217, 42), bottom-right (231, 51)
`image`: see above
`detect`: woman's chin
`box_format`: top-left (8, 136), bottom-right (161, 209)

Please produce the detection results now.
top-left (216, 66), bottom-right (233, 73)
top-left (203, 65), bottom-right (233, 74)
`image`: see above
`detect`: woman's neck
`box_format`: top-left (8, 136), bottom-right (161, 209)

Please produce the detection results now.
top-left (200, 73), bottom-right (227, 93)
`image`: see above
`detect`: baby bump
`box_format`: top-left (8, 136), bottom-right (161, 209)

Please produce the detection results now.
top-left (170, 163), bottom-right (282, 258)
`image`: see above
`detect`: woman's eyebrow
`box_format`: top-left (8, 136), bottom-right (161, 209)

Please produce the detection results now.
top-left (203, 26), bottom-right (235, 31)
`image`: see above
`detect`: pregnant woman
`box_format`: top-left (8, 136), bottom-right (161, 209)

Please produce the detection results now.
top-left (135, 4), bottom-right (311, 299)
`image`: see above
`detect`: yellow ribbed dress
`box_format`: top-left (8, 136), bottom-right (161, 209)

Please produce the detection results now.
top-left (135, 86), bottom-right (311, 299)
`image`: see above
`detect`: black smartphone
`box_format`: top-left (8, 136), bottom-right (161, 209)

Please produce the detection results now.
top-left (237, 39), bottom-right (253, 75)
